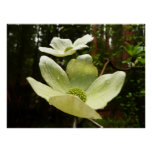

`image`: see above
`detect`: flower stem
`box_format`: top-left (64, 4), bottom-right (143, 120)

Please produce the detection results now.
top-left (86, 118), bottom-right (103, 128)
top-left (73, 117), bottom-right (77, 128)
top-left (100, 59), bottom-right (109, 76)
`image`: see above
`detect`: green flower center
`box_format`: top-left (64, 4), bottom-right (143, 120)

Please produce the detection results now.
top-left (66, 88), bottom-right (87, 102)
top-left (64, 46), bottom-right (73, 52)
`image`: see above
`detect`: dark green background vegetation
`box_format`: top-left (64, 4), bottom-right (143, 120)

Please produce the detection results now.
top-left (7, 24), bottom-right (145, 128)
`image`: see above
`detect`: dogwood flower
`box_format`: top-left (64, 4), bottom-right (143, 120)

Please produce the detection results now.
top-left (39, 34), bottom-right (93, 57)
top-left (27, 54), bottom-right (126, 119)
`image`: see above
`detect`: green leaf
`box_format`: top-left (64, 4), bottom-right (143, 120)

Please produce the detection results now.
top-left (66, 54), bottom-right (98, 90)
top-left (39, 56), bottom-right (70, 92)
top-left (136, 57), bottom-right (145, 64)
top-left (49, 95), bottom-right (102, 119)
top-left (86, 71), bottom-right (126, 110)
top-left (122, 57), bottom-right (132, 64)
top-left (26, 77), bottom-right (63, 101)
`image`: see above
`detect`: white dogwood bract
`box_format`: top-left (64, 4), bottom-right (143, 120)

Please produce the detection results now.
top-left (27, 54), bottom-right (126, 119)
top-left (39, 34), bottom-right (93, 57)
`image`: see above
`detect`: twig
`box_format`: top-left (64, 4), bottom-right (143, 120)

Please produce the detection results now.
top-left (100, 59), bottom-right (110, 76)
top-left (73, 117), bottom-right (77, 128)
top-left (86, 118), bottom-right (103, 128)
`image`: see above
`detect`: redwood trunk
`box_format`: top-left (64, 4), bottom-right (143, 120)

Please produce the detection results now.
top-left (91, 24), bottom-right (98, 55)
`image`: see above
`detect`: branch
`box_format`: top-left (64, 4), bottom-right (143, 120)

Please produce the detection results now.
top-left (100, 59), bottom-right (110, 76)
top-left (86, 118), bottom-right (103, 128)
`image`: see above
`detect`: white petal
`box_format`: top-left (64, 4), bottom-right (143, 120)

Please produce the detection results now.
top-left (39, 47), bottom-right (66, 57)
top-left (50, 37), bottom-right (72, 51)
top-left (27, 77), bottom-right (63, 101)
top-left (39, 56), bottom-right (70, 92)
top-left (86, 71), bottom-right (126, 110)
top-left (73, 34), bottom-right (94, 46)
top-left (62, 49), bottom-right (77, 56)
top-left (77, 54), bottom-right (93, 63)
top-left (39, 47), bottom-right (77, 57)
top-left (60, 44), bottom-right (88, 56)
top-left (49, 95), bottom-right (101, 119)
top-left (66, 54), bottom-right (98, 90)
top-left (71, 44), bottom-right (88, 51)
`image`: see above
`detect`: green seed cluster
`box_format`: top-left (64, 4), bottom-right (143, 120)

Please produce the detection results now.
top-left (67, 88), bottom-right (87, 102)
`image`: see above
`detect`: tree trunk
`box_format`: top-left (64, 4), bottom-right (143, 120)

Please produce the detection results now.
top-left (16, 25), bottom-right (26, 85)
top-left (122, 24), bottom-right (133, 61)
top-left (105, 25), bottom-right (110, 52)
top-left (91, 24), bottom-right (98, 56)
top-left (32, 25), bottom-right (40, 77)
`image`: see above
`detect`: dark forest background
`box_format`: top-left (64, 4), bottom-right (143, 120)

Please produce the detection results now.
top-left (7, 24), bottom-right (145, 128)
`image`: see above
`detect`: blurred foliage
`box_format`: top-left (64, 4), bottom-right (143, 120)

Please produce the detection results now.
top-left (7, 24), bottom-right (145, 128)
